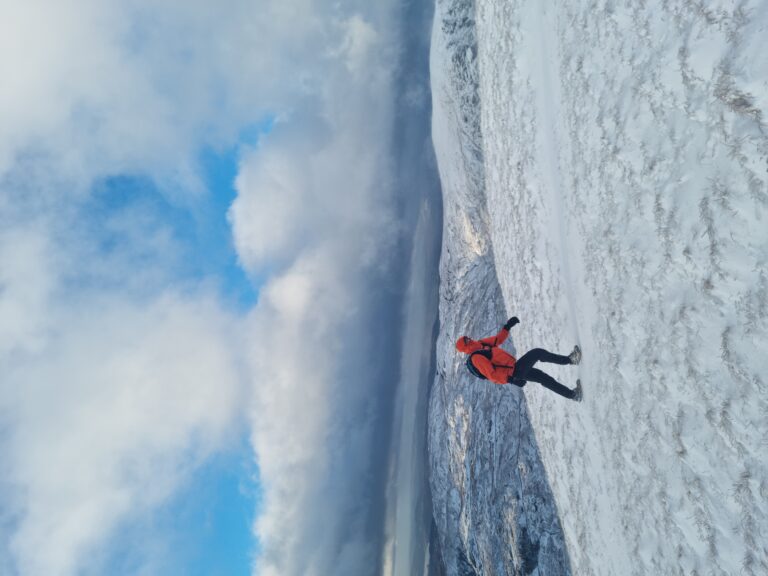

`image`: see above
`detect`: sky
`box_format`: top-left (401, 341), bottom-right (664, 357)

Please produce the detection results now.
top-left (0, 0), bottom-right (439, 575)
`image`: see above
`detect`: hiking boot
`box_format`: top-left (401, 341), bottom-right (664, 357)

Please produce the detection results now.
top-left (568, 345), bottom-right (581, 365)
top-left (572, 379), bottom-right (583, 402)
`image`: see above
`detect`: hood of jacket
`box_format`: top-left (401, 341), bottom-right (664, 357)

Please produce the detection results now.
top-left (455, 335), bottom-right (483, 354)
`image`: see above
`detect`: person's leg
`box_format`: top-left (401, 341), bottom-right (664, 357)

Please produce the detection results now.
top-left (514, 348), bottom-right (571, 379)
top-left (525, 367), bottom-right (576, 399)
top-left (531, 348), bottom-right (571, 365)
top-left (512, 349), bottom-right (540, 379)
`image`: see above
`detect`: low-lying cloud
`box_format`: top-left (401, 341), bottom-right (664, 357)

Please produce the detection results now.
top-left (231, 4), bottom-right (408, 573)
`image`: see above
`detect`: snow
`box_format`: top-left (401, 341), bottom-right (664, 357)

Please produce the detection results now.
top-left (429, 0), bottom-right (768, 574)
top-left (429, 0), bottom-right (570, 574)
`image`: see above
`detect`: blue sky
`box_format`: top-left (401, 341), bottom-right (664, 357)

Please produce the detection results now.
top-left (195, 122), bottom-right (272, 311)
top-left (145, 435), bottom-right (260, 575)
top-left (99, 434), bottom-right (259, 576)
top-left (82, 126), bottom-right (268, 311)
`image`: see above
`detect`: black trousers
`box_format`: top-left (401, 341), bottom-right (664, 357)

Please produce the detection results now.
top-left (508, 348), bottom-right (574, 398)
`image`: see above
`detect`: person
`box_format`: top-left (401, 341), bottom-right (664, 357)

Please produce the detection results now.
top-left (455, 316), bottom-right (582, 401)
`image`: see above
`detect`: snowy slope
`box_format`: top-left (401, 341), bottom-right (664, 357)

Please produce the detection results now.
top-left (430, 0), bottom-right (768, 575)
top-left (429, 0), bottom-right (570, 574)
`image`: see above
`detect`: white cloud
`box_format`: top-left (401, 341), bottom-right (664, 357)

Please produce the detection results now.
top-left (0, 0), bottom-right (333, 191)
top-left (229, 5), bottom-right (406, 574)
top-left (244, 249), bottom-right (382, 576)
top-left (337, 15), bottom-right (381, 75)
top-left (0, 226), bottom-right (56, 356)
top-left (230, 139), bottom-right (316, 270)
top-left (1, 293), bottom-right (246, 576)
top-left (0, 0), bottom-right (410, 574)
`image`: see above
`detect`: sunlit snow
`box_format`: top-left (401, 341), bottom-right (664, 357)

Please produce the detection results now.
top-left (429, 0), bottom-right (768, 574)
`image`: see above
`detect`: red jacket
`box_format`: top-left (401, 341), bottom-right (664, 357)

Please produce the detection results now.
top-left (455, 327), bottom-right (516, 384)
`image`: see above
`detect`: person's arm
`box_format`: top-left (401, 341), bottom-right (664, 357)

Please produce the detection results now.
top-left (479, 328), bottom-right (509, 347)
top-left (479, 317), bottom-right (519, 347)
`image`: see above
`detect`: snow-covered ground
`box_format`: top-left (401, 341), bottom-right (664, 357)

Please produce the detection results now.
top-left (430, 0), bottom-right (768, 574)
top-left (429, 0), bottom-right (571, 574)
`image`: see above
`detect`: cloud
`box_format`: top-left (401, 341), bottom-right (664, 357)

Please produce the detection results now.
top-left (230, 136), bottom-right (318, 270)
top-left (0, 292), bottom-right (246, 576)
top-left (0, 197), bottom-right (250, 576)
top-left (0, 0), bottom-right (334, 191)
top-left (243, 248), bottom-right (388, 576)
top-left (0, 226), bottom-right (56, 356)
top-left (0, 0), bottom-right (271, 569)
top-left (229, 6), bottom-right (408, 575)
top-left (336, 15), bottom-right (381, 75)
top-left (0, 0), bottom-right (415, 574)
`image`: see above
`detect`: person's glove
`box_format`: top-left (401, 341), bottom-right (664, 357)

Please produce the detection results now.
top-left (504, 316), bottom-right (519, 330)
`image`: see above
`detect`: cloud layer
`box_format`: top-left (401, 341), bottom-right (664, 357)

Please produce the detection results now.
top-left (1, 0), bottom-right (417, 574)
top-left (230, 3), bottom-right (409, 573)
